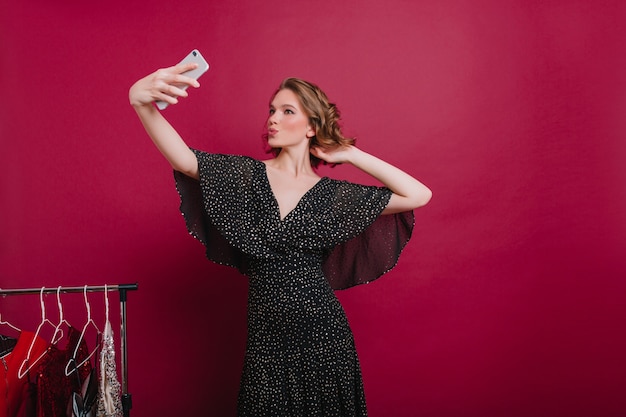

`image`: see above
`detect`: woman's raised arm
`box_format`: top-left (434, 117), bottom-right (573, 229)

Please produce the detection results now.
top-left (129, 63), bottom-right (201, 179)
top-left (311, 145), bottom-right (432, 214)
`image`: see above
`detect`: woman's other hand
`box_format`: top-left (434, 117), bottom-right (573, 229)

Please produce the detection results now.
top-left (310, 144), bottom-right (358, 165)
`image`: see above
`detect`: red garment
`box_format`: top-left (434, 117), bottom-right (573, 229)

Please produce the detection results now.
top-left (35, 327), bottom-right (92, 417)
top-left (0, 331), bottom-right (48, 417)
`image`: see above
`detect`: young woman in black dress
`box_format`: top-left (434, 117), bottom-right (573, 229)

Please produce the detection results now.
top-left (129, 61), bottom-right (431, 417)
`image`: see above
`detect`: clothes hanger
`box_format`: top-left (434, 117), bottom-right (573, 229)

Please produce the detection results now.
top-left (1, 288), bottom-right (21, 336)
top-left (0, 312), bottom-right (21, 334)
top-left (101, 284), bottom-right (112, 337)
top-left (18, 287), bottom-right (62, 379)
top-left (52, 286), bottom-right (71, 343)
top-left (65, 285), bottom-right (102, 376)
top-left (104, 284), bottom-right (110, 326)
top-left (0, 313), bottom-right (21, 358)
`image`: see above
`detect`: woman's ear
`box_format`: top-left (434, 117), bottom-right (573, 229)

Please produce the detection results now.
top-left (306, 125), bottom-right (316, 138)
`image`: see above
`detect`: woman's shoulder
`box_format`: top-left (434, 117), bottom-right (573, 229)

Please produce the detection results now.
top-left (192, 149), bottom-right (262, 167)
top-left (323, 177), bottom-right (386, 191)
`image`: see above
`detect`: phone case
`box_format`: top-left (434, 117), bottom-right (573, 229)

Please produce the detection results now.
top-left (156, 49), bottom-right (210, 110)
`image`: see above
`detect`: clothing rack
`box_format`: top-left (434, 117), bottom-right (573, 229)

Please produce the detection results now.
top-left (0, 283), bottom-right (138, 417)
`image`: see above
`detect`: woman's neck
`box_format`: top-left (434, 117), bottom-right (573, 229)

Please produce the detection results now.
top-left (266, 148), bottom-right (316, 178)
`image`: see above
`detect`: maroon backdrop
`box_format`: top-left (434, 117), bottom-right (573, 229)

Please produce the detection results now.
top-left (1, 1), bottom-right (625, 416)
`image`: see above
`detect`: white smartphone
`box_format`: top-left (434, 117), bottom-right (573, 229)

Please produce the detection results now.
top-left (156, 49), bottom-right (210, 110)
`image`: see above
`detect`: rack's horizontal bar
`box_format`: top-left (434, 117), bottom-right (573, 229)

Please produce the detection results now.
top-left (0, 283), bottom-right (138, 296)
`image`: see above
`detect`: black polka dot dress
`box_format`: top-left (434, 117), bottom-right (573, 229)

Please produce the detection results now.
top-left (175, 151), bottom-right (414, 417)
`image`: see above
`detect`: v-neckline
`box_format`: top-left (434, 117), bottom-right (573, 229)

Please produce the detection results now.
top-left (259, 161), bottom-right (326, 222)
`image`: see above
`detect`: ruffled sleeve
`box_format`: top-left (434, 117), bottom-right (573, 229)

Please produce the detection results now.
top-left (174, 150), bottom-right (416, 289)
top-left (319, 180), bottom-right (415, 290)
top-left (173, 150), bottom-right (259, 273)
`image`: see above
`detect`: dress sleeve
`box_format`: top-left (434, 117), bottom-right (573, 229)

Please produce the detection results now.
top-left (173, 150), bottom-right (253, 273)
top-left (321, 181), bottom-right (415, 290)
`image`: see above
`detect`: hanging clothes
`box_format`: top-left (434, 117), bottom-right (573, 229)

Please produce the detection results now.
top-left (35, 327), bottom-right (92, 417)
top-left (0, 331), bottom-right (48, 417)
top-left (70, 368), bottom-right (98, 417)
top-left (0, 335), bottom-right (18, 358)
top-left (95, 321), bottom-right (122, 417)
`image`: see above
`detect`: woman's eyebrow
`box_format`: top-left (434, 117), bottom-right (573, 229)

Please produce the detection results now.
top-left (270, 103), bottom-right (297, 109)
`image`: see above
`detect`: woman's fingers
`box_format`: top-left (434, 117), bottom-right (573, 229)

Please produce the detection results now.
top-left (130, 63), bottom-right (200, 107)
top-left (173, 62), bottom-right (199, 74)
top-left (170, 63), bottom-right (201, 87)
top-left (311, 145), bottom-right (354, 164)
top-left (171, 74), bottom-right (200, 89)
top-left (155, 84), bottom-right (191, 105)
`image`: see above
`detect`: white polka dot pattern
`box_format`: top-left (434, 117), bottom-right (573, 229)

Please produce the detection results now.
top-left (174, 151), bottom-right (415, 416)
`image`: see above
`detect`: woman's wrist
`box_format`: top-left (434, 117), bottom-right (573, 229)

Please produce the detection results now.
top-left (345, 145), bottom-right (366, 166)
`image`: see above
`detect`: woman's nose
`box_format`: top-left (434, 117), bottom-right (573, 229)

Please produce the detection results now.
top-left (268, 111), bottom-right (280, 125)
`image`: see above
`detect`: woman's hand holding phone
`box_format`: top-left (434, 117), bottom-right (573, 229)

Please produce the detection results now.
top-left (129, 49), bottom-right (210, 110)
top-left (128, 50), bottom-right (210, 178)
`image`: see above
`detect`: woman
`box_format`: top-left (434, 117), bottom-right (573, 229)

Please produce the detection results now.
top-left (129, 61), bottom-right (432, 416)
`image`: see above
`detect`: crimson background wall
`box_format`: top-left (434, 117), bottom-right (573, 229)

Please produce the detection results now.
top-left (1, 1), bottom-right (625, 416)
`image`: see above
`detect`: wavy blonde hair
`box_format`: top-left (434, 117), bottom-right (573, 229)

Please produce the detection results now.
top-left (264, 77), bottom-right (355, 167)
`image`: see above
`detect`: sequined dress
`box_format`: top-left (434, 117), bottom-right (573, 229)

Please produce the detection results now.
top-left (175, 151), bottom-right (414, 417)
top-left (96, 321), bottom-right (122, 417)
top-left (36, 327), bottom-right (92, 417)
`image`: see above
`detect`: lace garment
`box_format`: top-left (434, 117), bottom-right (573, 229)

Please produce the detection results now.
top-left (95, 321), bottom-right (122, 417)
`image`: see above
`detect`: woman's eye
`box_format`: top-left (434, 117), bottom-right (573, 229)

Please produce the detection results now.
top-left (269, 109), bottom-right (275, 115)
top-left (285, 109), bottom-right (294, 114)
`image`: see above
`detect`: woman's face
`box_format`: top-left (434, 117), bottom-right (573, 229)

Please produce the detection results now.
top-left (266, 89), bottom-right (315, 149)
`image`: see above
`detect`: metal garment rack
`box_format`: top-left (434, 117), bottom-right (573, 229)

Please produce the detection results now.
top-left (0, 283), bottom-right (138, 417)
